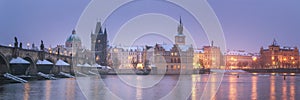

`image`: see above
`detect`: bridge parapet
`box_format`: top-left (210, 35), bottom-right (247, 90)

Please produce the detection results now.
top-left (0, 45), bottom-right (74, 75)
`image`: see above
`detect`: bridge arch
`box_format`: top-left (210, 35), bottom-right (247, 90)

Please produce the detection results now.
top-left (24, 56), bottom-right (36, 75)
top-left (0, 52), bottom-right (9, 74)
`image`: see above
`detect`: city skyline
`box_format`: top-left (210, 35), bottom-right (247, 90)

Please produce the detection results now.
top-left (0, 0), bottom-right (300, 53)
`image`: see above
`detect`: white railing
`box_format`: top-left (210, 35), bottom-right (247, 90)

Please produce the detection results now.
top-left (37, 72), bottom-right (57, 80)
top-left (88, 71), bottom-right (98, 75)
top-left (59, 72), bottom-right (75, 78)
top-left (75, 71), bottom-right (88, 77)
top-left (4, 73), bottom-right (28, 83)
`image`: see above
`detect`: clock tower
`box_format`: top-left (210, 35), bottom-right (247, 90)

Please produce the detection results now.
top-left (175, 17), bottom-right (185, 45)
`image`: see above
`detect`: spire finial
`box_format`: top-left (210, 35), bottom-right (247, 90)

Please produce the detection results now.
top-left (95, 20), bottom-right (103, 34)
top-left (177, 16), bottom-right (183, 34)
top-left (180, 16), bottom-right (182, 25)
top-left (272, 38), bottom-right (277, 46)
top-left (104, 28), bottom-right (107, 35)
top-left (72, 29), bottom-right (76, 34)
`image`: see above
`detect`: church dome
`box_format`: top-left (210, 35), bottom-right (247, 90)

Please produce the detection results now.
top-left (65, 29), bottom-right (82, 48)
top-left (66, 30), bottom-right (81, 42)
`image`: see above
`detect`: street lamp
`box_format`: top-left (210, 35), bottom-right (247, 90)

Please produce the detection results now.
top-left (27, 43), bottom-right (30, 49)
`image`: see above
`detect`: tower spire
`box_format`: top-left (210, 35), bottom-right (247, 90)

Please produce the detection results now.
top-left (104, 28), bottom-right (107, 35)
top-left (272, 38), bottom-right (277, 46)
top-left (95, 21), bottom-right (103, 34)
top-left (72, 29), bottom-right (76, 34)
top-left (177, 16), bottom-right (183, 34)
top-left (180, 16), bottom-right (182, 25)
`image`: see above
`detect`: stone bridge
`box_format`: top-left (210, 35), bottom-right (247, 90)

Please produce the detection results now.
top-left (0, 45), bottom-right (75, 75)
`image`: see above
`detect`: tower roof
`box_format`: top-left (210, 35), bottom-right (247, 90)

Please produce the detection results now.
top-left (177, 16), bottom-right (184, 35)
top-left (66, 29), bottom-right (81, 42)
top-left (95, 21), bottom-right (103, 34)
top-left (271, 38), bottom-right (279, 46)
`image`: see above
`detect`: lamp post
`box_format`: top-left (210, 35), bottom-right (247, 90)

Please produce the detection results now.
top-left (27, 43), bottom-right (30, 49)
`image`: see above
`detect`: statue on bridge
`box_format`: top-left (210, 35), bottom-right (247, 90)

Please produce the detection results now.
top-left (58, 48), bottom-right (60, 55)
top-left (19, 42), bottom-right (22, 49)
top-left (14, 37), bottom-right (18, 48)
top-left (40, 40), bottom-right (44, 51)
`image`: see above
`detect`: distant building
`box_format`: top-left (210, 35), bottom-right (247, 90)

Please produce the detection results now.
top-left (225, 50), bottom-right (254, 69)
top-left (65, 29), bottom-right (82, 49)
top-left (153, 17), bottom-right (194, 73)
top-left (48, 29), bottom-right (82, 56)
top-left (109, 46), bottom-right (143, 69)
top-left (193, 49), bottom-right (204, 69)
top-left (91, 22), bottom-right (108, 66)
top-left (260, 39), bottom-right (299, 69)
top-left (193, 42), bottom-right (224, 69)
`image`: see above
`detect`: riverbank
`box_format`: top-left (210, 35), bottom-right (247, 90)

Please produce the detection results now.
top-left (243, 69), bottom-right (300, 73)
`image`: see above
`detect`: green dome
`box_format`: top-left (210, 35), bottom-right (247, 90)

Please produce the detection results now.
top-left (66, 30), bottom-right (81, 42)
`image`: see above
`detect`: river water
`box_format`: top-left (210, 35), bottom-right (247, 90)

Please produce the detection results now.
top-left (0, 73), bottom-right (299, 100)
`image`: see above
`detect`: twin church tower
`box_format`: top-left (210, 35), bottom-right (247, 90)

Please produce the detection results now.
top-left (90, 17), bottom-right (186, 66)
top-left (91, 22), bottom-right (108, 66)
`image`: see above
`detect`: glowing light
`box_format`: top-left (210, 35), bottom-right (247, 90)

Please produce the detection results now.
top-left (272, 56), bottom-right (274, 60)
top-left (271, 73), bottom-right (276, 75)
top-left (137, 63), bottom-right (143, 69)
top-left (252, 57), bottom-right (257, 61)
top-left (96, 56), bottom-right (100, 61)
top-left (290, 73), bottom-right (295, 76)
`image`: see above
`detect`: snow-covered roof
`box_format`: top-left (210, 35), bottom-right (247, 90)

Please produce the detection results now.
top-left (280, 46), bottom-right (296, 51)
top-left (160, 44), bottom-right (173, 51)
top-left (106, 66), bottom-right (112, 69)
top-left (92, 63), bottom-right (102, 68)
top-left (9, 57), bottom-right (30, 64)
top-left (178, 45), bottom-right (192, 52)
top-left (115, 46), bottom-right (143, 52)
top-left (55, 59), bottom-right (70, 66)
top-left (226, 50), bottom-right (251, 56)
top-left (175, 34), bottom-right (185, 36)
top-left (194, 49), bottom-right (204, 53)
top-left (82, 63), bottom-right (91, 67)
top-left (77, 64), bottom-right (83, 67)
top-left (36, 60), bottom-right (53, 65)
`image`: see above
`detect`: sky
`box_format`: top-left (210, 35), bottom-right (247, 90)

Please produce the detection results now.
top-left (0, 0), bottom-right (300, 53)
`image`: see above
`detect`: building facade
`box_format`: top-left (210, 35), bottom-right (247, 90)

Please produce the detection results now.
top-left (260, 39), bottom-right (299, 69)
top-left (153, 18), bottom-right (194, 73)
top-left (202, 44), bottom-right (223, 69)
top-left (109, 46), bottom-right (143, 69)
top-left (225, 50), bottom-right (254, 69)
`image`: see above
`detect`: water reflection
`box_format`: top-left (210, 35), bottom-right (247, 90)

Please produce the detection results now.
top-left (191, 75), bottom-right (199, 100)
top-left (66, 78), bottom-right (75, 100)
top-left (270, 76), bottom-right (276, 100)
top-left (251, 76), bottom-right (257, 100)
top-left (229, 76), bottom-right (237, 100)
top-left (23, 83), bottom-right (30, 100)
top-left (45, 80), bottom-right (51, 100)
top-left (1, 75), bottom-right (300, 100)
top-left (290, 77), bottom-right (295, 100)
top-left (136, 77), bottom-right (143, 100)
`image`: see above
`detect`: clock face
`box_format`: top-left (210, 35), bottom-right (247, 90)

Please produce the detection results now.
top-left (179, 38), bottom-right (183, 42)
top-left (97, 40), bottom-right (101, 43)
